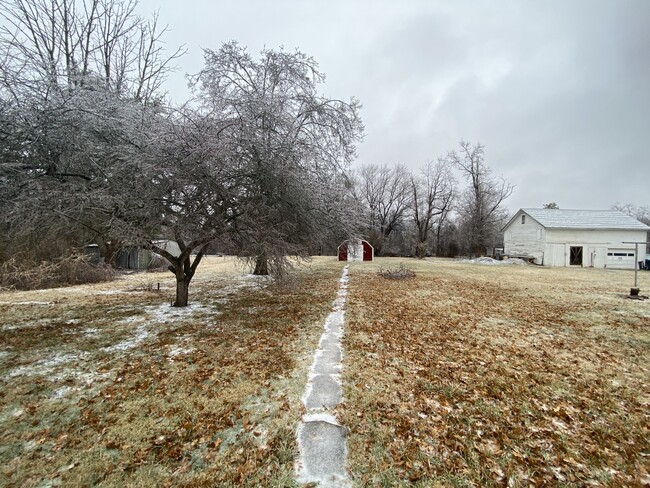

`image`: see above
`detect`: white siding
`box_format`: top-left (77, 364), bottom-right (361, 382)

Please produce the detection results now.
top-left (503, 211), bottom-right (546, 263)
top-left (347, 240), bottom-right (363, 261)
top-left (542, 229), bottom-right (646, 268)
top-left (504, 212), bottom-right (647, 268)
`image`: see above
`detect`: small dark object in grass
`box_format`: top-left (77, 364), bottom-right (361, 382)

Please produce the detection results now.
top-left (378, 263), bottom-right (416, 280)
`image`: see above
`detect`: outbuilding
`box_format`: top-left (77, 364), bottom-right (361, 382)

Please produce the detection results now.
top-left (338, 239), bottom-right (374, 261)
top-left (115, 240), bottom-right (181, 270)
top-left (503, 208), bottom-right (649, 268)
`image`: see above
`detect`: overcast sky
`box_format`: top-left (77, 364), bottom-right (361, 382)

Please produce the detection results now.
top-left (136, 0), bottom-right (649, 214)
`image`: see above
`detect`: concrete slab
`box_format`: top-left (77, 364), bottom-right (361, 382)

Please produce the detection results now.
top-left (304, 374), bottom-right (342, 409)
top-left (297, 421), bottom-right (350, 488)
top-left (297, 265), bottom-right (350, 486)
top-left (319, 332), bottom-right (341, 351)
top-left (312, 347), bottom-right (342, 374)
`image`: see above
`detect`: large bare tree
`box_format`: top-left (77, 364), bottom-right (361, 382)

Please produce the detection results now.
top-left (356, 163), bottom-right (411, 255)
top-left (446, 141), bottom-right (513, 255)
top-left (410, 160), bottom-right (455, 258)
top-left (191, 42), bottom-right (363, 276)
top-left (0, 0), bottom-right (184, 103)
top-left (0, 0), bottom-right (184, 265)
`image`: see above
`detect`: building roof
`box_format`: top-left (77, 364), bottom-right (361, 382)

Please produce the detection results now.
top-left (510, 208), bottom-right (650, 231)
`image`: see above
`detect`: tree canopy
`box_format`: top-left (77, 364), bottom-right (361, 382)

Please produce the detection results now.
top-left (0, 1), bottom-right (363, 306)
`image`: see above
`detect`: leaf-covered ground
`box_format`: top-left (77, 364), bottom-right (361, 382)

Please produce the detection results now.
top-left (341, 259), bottom-right (650, 487)
top-left (0, 257), bottom-right (343, 487)
top-left (2, 256), bottom-right (649, 487)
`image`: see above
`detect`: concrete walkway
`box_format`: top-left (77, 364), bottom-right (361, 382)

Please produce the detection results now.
top-left (296, 266), bottom-right (350, 487)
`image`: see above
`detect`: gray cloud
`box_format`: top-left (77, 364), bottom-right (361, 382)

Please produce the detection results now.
top-left (137, 0), bottom-right (650, 213)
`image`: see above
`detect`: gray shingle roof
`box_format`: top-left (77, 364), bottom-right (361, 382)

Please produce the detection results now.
top-left (520, 208), bottom-right (650, 230)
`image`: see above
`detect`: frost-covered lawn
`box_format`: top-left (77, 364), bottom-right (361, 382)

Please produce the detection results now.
top-left (0, 256), bottom-right (343, 487)
top-left (342, 258), bottom-right (650, 486)
top-left (2, 256), bottom-right (649, 487)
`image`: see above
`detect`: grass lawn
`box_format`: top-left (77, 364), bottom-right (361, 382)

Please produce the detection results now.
top-left (1, 256), bottom-right (648, 487)
top-left (0, 256), bottom-right (344, 487)
top-left (341, 258), bottom-right (650, 487)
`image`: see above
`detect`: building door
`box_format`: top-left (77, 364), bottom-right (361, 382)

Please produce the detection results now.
top-left (606, 248), bottom-right (636, 269)
top-left (569, 246), bottom-right (583, 266)
top-left (362, 241), bottom-right (373, 261)
top-left (338, 243), bottom-right (348, 261)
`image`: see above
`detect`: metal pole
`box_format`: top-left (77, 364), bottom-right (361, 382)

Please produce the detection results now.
top-left (634, 242), bottom-right (639, 288)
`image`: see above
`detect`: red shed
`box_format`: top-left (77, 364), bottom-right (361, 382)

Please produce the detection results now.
top-left (338, 239), bottom-right (374, 261)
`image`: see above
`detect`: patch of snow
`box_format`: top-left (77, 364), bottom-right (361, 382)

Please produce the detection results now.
top-left (6, 352), bottom-right (90, 378)
top-left (96, 290), bottom-right (127, 295)
top-left (145, 302), bottom-right (211, 323)
top-left (118, 315), bottom-right (145, 324)
top-left (50, 369), bottom-right (111, 385)
top-left (51, 386), bottom-right (75, 399)
top-left (302, 412), bottom-right (340, 425)
top-left (0, 406), bottom-right (25, 425)
top-left (102, 324), bottom-right (149, 352)
top-left (166, 345), bottom-right (194, 359)
top-left (83, 328), bottom-right (99, 336)
top-left (1, 318), bottom-right (52, 332)
top-left (462, 257), bottom-right (527, 266)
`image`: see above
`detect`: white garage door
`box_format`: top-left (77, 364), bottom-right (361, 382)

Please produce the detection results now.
top-left (606, 249), bottom-right (636, 269)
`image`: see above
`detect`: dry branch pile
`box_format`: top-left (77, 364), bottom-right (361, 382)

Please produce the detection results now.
top-left (0, 254), bottom-right (115, 290)
top-left (377, 263), bottom-right (416, 280)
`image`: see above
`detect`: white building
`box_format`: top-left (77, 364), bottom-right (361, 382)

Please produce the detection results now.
top-left (503, 208), bottom-right (649, 268)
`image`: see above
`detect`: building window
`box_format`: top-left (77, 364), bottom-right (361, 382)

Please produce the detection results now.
top-left (521, 215), bottom-right (526, 224)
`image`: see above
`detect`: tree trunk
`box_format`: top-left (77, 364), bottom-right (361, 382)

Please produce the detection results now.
top-left (253, 256), bottom-right (269, 275)
top-left (415, 241), bottom-right (427, 259)
top-left (174, 275), bottom-right (190, 307)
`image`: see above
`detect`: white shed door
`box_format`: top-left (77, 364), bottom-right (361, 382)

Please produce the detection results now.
top-left (544, 243), bottom-right (566, 266)
top-left (606, 249), bottom-right (636, 269)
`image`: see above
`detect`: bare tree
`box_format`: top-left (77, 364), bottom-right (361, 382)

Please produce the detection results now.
top-left (410, 160), bottom-right (455, 258)
top-left (356, 163), bottom-right (411, 255)
top-left (192, 42), bottom-right (363, 276)
top-left (612, 203), bottom-right (649, 225)
top-left (446, 141), bottom-right (513, 256)
top-left (0, 0), bottom-right (185, 103)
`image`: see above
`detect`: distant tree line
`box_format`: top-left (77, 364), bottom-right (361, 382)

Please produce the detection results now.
top-left (353, 141), bottom-right (513, 258)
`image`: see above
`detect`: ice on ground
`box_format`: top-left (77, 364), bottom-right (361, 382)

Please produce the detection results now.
top-left (51, 386), bottom-right (75, 399)
top-left (6, 352), bottom-right (90, 378)
top-left (462, 257), bottom-right (527, 266)
top-left (166, 344), bottom-right (195, 359)
top-left (145, 302), bottom-right (211, 323)
top-left (102, 324), bottom-right (150, 352)
top-left (303, 412), bottom-right (340, 425)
